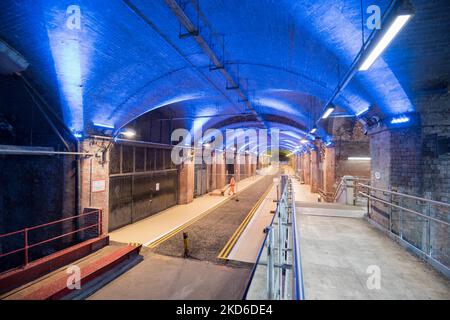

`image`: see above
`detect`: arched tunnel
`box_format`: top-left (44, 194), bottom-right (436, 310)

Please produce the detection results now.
top-left (0, 0), bottom-right (449, 302)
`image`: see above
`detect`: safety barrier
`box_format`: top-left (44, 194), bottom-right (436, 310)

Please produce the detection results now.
top-left (359, 184), bottom-right (449, 278)
top-left (244, 175), bottom-right (304, 300)
top-left (0, 209), bottom-right (102, 273)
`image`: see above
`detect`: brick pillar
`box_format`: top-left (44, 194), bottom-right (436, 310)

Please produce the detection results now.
top-left (245, 154), bottom-right (251, 179)
top-left (234, 154), bottom-right (240, 181)
top-left (216, 152), bottom-right (226, 188)
top-left (310, 149), bottom-right (319, 193)
top-left (251, 155), bottom-right (257, 176)
top-left (303, 152), bottom-right (311, 185)
top-left (80, 138), bottom-right (109, 234)
top-left (211, 151), bottom-right (217, 190)
top-left (178, 149), bottom-right (194, 204)
top-left (324, 147), bottom-right (336, 201)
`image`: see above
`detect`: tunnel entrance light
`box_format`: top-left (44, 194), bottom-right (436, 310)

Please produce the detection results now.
top-left (359, 1), bottom-right (414, 71)
top-left (322, 106), bottom-right (335, 119)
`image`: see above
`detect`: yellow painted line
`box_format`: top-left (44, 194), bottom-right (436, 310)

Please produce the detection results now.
top-left (217, 183), bottom-right (273, 260)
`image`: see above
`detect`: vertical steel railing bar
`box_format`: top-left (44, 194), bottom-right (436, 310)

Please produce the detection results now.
top-left (24, 228), bottom-right (29, 266)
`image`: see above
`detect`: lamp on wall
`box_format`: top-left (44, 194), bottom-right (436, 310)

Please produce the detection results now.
top-left (120, 129), bottom-right (136, 138)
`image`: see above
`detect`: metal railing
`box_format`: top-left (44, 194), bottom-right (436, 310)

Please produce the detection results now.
top-left (333, 176), bottom-right (371, 205)
top-left (245, 175), bottom-right (304, 300)
top-left (359, 184), bottom-right (449, 277)
top-left (0, 209), bottom-right (102, 273)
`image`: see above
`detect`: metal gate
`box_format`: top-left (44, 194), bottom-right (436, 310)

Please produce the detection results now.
top-left (108, 144), bottom-right (178, 231)
top-left (194, 163), bottom-right (207, 197)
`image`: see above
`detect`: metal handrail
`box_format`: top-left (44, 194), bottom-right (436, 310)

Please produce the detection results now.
top-left (333, 176), bottom-right (371, 202)
top-left (0, 209), bottom-right (102, 270)
top-left (290, 180), bottom-right (305, 300)
top-left (358, 183), bottom-right (450, 208)
top-left (244, 175), bottom-right (304, 300)
top-left (358, 191), bottom-right (450, 226)
top-left (358, 183), bottom-right (449, 276)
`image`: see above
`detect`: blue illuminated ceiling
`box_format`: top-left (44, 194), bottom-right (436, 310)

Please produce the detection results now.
top-left (0, 0), bottom-right (448, 151)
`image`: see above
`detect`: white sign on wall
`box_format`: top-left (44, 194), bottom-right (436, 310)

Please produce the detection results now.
top-left (92, 180), bottom-right (106, 193)
top-left (156, 183), bottom-right (160, 191)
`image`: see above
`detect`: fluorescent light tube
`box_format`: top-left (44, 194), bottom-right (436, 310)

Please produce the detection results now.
top-left (322, 107), bottom-right (335, 119)
top-left (391, 116), bottom-right (410, 124)
top-left (348, 157), bottom-right (371, 161)
top-left (356, 107), bottom-right (370, 117)
top-left (93, 122), bottom-right (115, 129)
top-left (359, 14), bottom-right (412, 71)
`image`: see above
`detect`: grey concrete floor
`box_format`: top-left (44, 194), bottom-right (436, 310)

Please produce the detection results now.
top-left (88, 252), bottom-right (252, 300)
top-left (297, 212), bottom-right (450, 300)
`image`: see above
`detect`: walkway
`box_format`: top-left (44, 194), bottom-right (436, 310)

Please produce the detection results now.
top-left (293, 179), bottom-right (450, 300)
top-left (227, 183), bottom-right (278, 263)
top-left (88, 251), bottom-right (250, 300)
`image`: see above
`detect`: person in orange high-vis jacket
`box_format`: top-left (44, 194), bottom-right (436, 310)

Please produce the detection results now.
top-left (228, 176), bottom-right (236, 195)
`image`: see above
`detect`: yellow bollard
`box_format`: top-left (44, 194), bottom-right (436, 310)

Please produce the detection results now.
top-left (183, 232), bottom-right (189, 258)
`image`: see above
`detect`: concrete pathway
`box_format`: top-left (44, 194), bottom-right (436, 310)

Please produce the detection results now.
top-left (88, 252), bottom-right (251, 300)
top-left (227, 182), bottom-right (278, 263)
top-left (294, 179), bottom-right (450, 300)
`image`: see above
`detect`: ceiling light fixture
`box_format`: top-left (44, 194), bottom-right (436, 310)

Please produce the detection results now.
top-left (121, 129), bottom-right (136, 138)
top-left (391, 115), bottom-right (410, 124)
top-left (359, 1), bottom-right (414, 71)
top-left (322, 106), bottom-right (335, 119)
top-left (348, 157), bottom-right (371, 161)
top-left (93, 122), bottom-right (115, 129)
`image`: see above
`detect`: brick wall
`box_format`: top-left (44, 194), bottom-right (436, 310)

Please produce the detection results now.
top-left (368, 93), bottom-right (450, 267)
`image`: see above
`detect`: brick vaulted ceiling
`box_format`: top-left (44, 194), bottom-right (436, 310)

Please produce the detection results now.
top-left (0, 0), bottom-right (448, 151)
